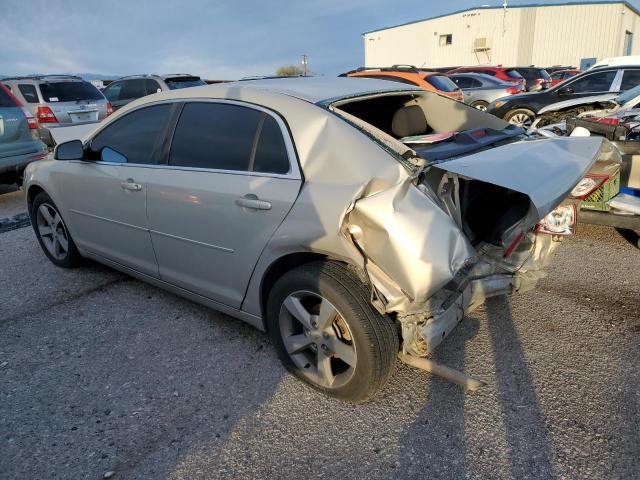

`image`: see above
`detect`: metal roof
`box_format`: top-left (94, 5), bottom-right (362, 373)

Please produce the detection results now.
top-left (363, 1), bottom-right (640, 35)
top-left (222, 77), bottom-right (421, 104)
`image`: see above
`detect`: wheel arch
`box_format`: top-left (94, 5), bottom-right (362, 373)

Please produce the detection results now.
top-left (258, 251), bottom-right (332, 330)
top-left (26, 184), bottom-right (46, 213)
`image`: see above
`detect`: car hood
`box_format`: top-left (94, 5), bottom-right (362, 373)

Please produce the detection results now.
top-left (431, 135), bottom-right (604, 219)
top-left (493, 91), bottom-right (541, 103)
top-left (537, 93), bottom-right (618, 114)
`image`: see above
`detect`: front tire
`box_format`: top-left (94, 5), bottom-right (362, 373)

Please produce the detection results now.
top-left (505, 108), bottom-right (536, 128)
top-left (266, 261), bottom-right (398, 402)
top-left (31, 191), bottom-right (81, 268)
top-left (471, 100), bottom-right (489, 111)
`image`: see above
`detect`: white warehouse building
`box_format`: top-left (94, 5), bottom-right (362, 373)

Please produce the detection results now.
top-left (363, 1), bottom-right (640, 70)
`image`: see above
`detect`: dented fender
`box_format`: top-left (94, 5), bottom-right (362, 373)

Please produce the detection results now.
top-left (341, 175), bottom-right (477, 314)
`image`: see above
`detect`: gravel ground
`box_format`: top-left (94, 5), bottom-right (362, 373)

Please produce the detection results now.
top-left (0, 189), bottom-right (638, 480)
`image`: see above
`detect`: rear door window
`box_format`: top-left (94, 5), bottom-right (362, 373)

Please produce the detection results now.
top-left (620, 69), bottom-right (640, 90)
top-left (170, 102), bottom-right (262, 171)
top-left (452, 76), bottom-right (473, 88)
top-left (426, 75), bottom-right (458, 92)
top-left (566, 70), bottom-right (617, 93)
top-left (145, 79), bottom-right (162, 94)
top-left (18, 84), bottom-right (39, 103)
top-left (102, 82), bottom-right (123, 102)
top-left (252, 115), bottom-right (290, 174)
top-left (39, 81), bottom-right (103, 102)
top-left (91, 104), bottom-right (172, 164)
top-left (119, 79), bottom-right (147, 100)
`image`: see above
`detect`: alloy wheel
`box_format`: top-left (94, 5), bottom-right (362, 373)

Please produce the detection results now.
top-left (36, 203), bottom-right (69, 260)
top-left (279, 290), bottom-right (357, 388)
top-left (508, 112), bottom-right (533, 127)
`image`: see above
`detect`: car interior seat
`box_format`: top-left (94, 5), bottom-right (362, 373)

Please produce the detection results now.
top-left (391, 105), bottom-right (429, 138)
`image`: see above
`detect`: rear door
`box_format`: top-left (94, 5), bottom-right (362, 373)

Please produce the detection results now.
top-left (38, 80), bottom-right (107, 125)
top-left (63, 103), bottom-right (174, 276)
top-left (147, 100), bottom-right (302, 308)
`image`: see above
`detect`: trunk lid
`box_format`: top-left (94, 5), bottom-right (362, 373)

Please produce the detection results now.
top-left (425, 136), bottom-right (603, 220)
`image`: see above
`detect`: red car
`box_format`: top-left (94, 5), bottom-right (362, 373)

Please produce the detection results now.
top-left (549, 69), bottom-right (581, 87)
top-left (446, 66), bottom-right (526, 88)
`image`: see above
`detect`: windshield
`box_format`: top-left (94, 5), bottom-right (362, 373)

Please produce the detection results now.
top-left (165, 77), bottom-right (206, 89)
top-left (39, 80), bottom-right (104, 102)
top-left (426, 75), bottom-right (459, 92)
top-left (615, 83), bottom-right (640, 105)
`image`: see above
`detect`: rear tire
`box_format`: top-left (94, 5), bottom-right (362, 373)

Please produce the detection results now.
top-left (31, 191), bottom-right (82, 268)
top-left (266, 261), bottom-right (398, 402)
top-left (505, 108), bottom-right (536, 128)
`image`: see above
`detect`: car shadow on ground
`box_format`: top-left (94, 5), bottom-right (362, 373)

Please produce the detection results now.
top-left (396, 296), bottom-right (556, 479)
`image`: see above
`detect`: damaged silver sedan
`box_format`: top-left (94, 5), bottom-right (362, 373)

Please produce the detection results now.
top-left (24, 78), bottom-right (606, 401)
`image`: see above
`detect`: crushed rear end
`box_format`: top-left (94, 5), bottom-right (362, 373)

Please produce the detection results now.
top-left (330, 91), bottom-right (605, 358)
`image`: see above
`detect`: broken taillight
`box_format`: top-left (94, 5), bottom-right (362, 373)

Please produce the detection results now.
top-left (569, 174), bottom-right (609, 200)
top-left (536, 205), bottom-right (577, 236)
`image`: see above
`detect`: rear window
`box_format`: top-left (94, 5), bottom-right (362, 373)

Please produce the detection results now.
top-left (165, 77), bottom-right (206, 90)
top-left (0, 84), bottom-right (18, 107)
top-left (505, 69), bottom-right (523, 79)
top-left (18, 84), bottom-right (39, 103)
top-left (39, 80), bottom-right (103, 102)
top-left (426, 75), bottom-right (459, 92)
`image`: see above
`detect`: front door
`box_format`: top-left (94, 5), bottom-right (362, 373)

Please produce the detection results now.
top-left (63, 103), bottom-right (174, 276)
top-left (147, 101), bottom-right (302, 308)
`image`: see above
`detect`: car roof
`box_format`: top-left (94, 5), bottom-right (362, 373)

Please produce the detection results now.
top-left (202, 77), bottom-right (422, 104)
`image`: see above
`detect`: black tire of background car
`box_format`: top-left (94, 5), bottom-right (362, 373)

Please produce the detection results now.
top-left (266, 261), bottom-right (399, 402)
top-left (31, 191), bottom-right (82, 268)
top-left (471, 100), bottom-right (489, 111)
top-left (504, 108), bottom-right (536, 127)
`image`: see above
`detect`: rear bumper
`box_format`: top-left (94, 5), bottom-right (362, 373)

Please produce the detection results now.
top-left (398, 233), bottom-right (560, 357)
top-left (0, 145), bottom-right (48, 177)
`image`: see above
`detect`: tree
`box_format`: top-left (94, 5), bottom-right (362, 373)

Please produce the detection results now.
top-left (276, 65), bottom-right (303, 77)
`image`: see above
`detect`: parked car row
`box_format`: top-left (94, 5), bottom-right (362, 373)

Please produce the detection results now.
top-left (487, 64), bottom-right (640, 127)
top-left (0, 73), bottom-right (207, 184)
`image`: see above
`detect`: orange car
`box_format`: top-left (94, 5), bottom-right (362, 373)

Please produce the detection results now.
top-left (341, 66), bottom-right (464, 102)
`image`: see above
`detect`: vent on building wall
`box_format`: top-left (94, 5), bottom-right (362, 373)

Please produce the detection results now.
top-left (473, 37), bottom-right (491, 51)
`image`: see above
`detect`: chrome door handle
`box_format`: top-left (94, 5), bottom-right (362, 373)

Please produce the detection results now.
top-left (120, 179), bottom-right (142, 191)
top-left (235, 195), bottom-right (272, 210)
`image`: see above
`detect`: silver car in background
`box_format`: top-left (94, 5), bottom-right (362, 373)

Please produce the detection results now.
top-left (1, 75), bottom-right (110, 146)
top-left (447, 72), bottom-right (525, 110)
top-left (23, 78), bottom-right (605, 401)
top-left (102, 74), bottom-right (207, 112)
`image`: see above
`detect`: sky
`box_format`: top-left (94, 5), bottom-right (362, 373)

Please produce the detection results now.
top-left (1, 0), bottom-right (638, 79)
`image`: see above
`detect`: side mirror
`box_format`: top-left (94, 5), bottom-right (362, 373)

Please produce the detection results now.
top-left (54, 140), bottom-right (84, 160)
top-left (558, 86), bottom-right (574, 95)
